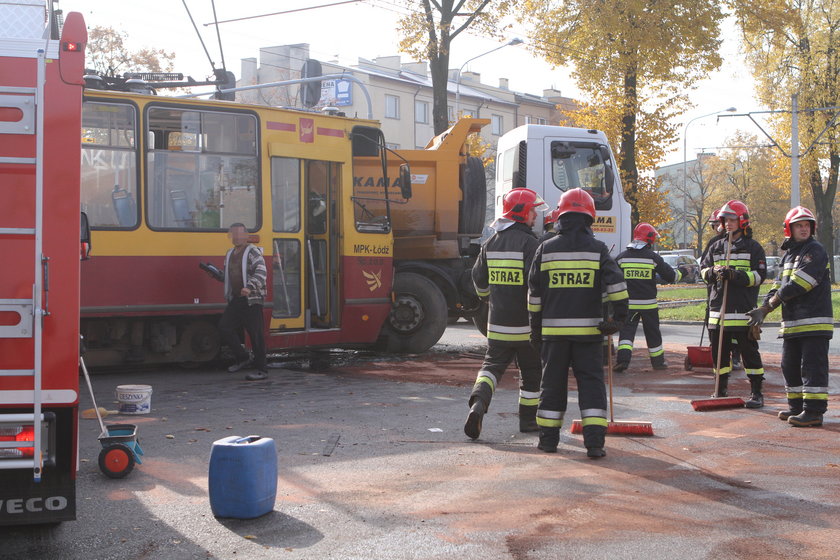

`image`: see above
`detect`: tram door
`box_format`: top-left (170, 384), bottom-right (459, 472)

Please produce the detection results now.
top-left (269, 157), bottom-right (340, 331)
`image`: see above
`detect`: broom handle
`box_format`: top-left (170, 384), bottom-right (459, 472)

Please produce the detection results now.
top-left (607, 333), bottom-right (615, 423)
top-left (714, 232), bottom-right (734, 395)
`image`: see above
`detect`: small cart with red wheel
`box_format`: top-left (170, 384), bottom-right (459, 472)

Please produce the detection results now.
top-left (80, 357), bottom-right (143, 478)
top-left (97, 424), bottom-right (143, 479)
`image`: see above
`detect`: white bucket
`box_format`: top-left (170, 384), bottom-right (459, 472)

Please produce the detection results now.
top-left (115, 385), bottom-right (153, 415)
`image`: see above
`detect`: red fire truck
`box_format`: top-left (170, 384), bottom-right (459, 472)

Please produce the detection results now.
top-left (0, 4), bottom-right (87, 525)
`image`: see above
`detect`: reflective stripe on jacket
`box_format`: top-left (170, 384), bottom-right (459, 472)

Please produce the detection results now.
top-left (473, 222), bottom-right (539, 343)
top-left (701, 235), bottom-right (766, 331)
top-left (766, 237), bottom-right (833, 339)
top-left (616, 246), bottom-right (678, 310)
top-left (528, 231), bottom-right (628, 342)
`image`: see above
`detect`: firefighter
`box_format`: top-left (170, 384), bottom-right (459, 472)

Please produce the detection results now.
top-left (465, 188), bottom-right (548, 439)
top-left (614, 223), bottom-right (680, 372)
top-left (746, 206), bottom-right (833, 427)
top-left (701, 210), bottom-right (741, 368)
top-left (528, 188), bottom-right (629, 458)
top-left (540, 207), bottom-right (562, 242)
top-left (700, 200), bottom-right (767, 407)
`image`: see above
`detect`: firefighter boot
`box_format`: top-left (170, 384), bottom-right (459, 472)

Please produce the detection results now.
top-left (582, 425), bottom-right (607, 459)
top-left (519, 404), bottom-right (539, 433)
top-left (778, 399), bottom-right (804, 421)
top-left (712, 373), bottom-right (729, 398)
top-left (464, 400), bottom-right (486, 439)
top-left (537, 427), bottom-right (559, 453)
top-left (788, 410), bottom-right (824, 427)
top-left (744, 375), bottom-right (764, 409)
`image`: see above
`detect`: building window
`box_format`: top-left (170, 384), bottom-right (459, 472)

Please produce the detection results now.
top-left (526, 115), bottom-right (547, 125)
top-left (491, 114), bottom-right (503, 135)
top-left (448, 105), bottom-right (454, 123)
top-left (385, 95), bottom-right (400, 119)
top-left (415, 100), bottom-right (429, 124)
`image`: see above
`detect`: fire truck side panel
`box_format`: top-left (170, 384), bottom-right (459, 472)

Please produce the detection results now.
top-left (0, 9), bottom-right (86, 526)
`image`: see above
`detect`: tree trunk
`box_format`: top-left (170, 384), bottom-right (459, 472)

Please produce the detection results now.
top-left (811, 153), bottom-right (839, 280)
top-left (619, 66), bottom-right (639, 225)
top-left (429, 49), bottom-right (451, 135)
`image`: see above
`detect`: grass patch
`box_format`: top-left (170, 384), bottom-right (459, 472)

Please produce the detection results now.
top-left (659, 289), bottom-right (840, 322)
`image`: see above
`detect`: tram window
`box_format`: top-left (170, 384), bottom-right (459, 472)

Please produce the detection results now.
top-left (272, 238), bottom-right (301, 319)
top-left (81, 102), bottom-right (139, 229)
top-left (271, 157), bottom-right (300, 233)
top-left (550, 142), bottom-right (613, 209)
top-left (307, 161), bottom-right (329, 235)
top-left (146, 107), bottom-right (259, 230)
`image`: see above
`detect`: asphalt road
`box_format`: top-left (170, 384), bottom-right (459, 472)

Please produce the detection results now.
top-left (3, 322), bottom-right (840, 559)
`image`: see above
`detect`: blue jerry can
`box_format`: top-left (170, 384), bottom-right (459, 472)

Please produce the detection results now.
top-left (209, 435), bottom-right (278, 519)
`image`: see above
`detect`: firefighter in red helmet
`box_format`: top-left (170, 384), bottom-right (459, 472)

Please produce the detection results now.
top-left (614, 223), bottom-right (680, 372)
top-left (528, 188), bottom-right (628, 458)
top-left (700, 200), bottom-right (767, 407)
top-left (747, 206), bottom-right (833, 427)
top-left (540, 207), bottom-right (562, 242)
top-left (465, 187), bottom-right (548, 439)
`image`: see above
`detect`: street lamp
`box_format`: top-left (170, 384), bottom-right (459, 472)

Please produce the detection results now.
top-left (454, 38), bottom-right (524, 119)
top-left (682, 106), bottom-right (737, 250)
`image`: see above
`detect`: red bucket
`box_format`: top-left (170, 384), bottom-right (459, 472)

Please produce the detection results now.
top-left (685, 346), bottom-right (713, 370)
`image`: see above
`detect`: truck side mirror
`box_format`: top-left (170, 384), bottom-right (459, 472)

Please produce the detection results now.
top-left (80, 212), bottom-right (92, 260)
top-left (399, 164), bottom-right (412, 200)
top-left (599, 145), bottom-right (615, 190)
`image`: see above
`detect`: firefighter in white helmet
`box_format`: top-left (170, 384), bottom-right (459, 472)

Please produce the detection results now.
top-left (465, 188), bottom-right (547, 439)
top-left (747, 206), bottom-right (833, 427)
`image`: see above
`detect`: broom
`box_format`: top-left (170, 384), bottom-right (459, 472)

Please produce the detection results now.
top-left (571, 334), bottom-right (654, 436)
top-left (690, 231), bottom-right (745, 411)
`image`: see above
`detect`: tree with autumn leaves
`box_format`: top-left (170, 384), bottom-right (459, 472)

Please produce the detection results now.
top-left (732, 0), bottom-right (839, 270)
top-left (518, 0), bottom-right (725, 230)
top-left (86, 26), bottom-right (176, 78)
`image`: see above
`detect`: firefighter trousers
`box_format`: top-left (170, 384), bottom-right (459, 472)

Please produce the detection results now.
top-left (708, 328), bottom-right (763, 377)
top-left (536, 339), bottom-right (607, 430)
top-left (470, 340), bottom-right (542, 414)
top-left (616, 309), bottom-right (664, 367)
top-left (781, 337), bottom-right (829, 414)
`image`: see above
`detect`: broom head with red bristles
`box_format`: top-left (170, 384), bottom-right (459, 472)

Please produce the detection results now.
top-left (570, 419), bottom-right (654, 436)
top-left (689, 396), bottom-right (745, 411)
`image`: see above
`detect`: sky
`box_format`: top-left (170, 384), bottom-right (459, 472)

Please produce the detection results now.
top-left (65, 0), bottom-right (768, 167)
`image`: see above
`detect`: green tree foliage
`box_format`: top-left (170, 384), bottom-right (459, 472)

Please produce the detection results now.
top-left (732, 0), bottom-right (839, 264)
top-left (397, 1), bottom-right (514, 135)
top-left (87, 26), bottom-right (175, 77)
top-left (519, 0), bottom-right (725, 226)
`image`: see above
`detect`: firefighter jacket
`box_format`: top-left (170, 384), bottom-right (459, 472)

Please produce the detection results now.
top-left (616, 245), bottom-right (680, 310)
top-left (528, 214), bottom-right (629, 342)
top-left (701, 234), bottom-right (766, 331)
top-left (765, 236), bottom-right (834, 339)
top-left (473, 221), bottom-right (540, 344)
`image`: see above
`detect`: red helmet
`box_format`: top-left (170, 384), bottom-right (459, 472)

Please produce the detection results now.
top-left (633, 223), bottom-right (659, 244)
top-left (501, 188), bottom-right (547, 223)
top-left (718, 200), bottom-right (750, 230)
top-left (557, 188), bottom-right (596, 220)
top-left (707, 209), bottom-right (719, 224)
top-left (784, 205), bottom-right (816, 237)
top-left (544, 207), bottom-right (562, 227)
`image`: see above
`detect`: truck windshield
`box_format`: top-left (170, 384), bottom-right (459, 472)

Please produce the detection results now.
top-left (550, 142), bottom-right (612, 205)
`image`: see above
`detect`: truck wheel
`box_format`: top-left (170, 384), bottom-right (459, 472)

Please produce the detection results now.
top-left (460, 156), bottom-right (487, 236)
top-left (99, 443), bottom-right (135, 479)
top-left (378, 272), bottom-right (447, 353)
top-left (471, 300), bottom-right (488, 337)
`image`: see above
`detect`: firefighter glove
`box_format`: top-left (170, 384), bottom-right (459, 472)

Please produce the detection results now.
top-left (746, 304), bottom-right (772, 326)
top-left (748, 324), bottom-right (762, 341)
top-left (716, 266), bottom-right (737, 282)
top-left (598, 319), bottom-right (621, 335)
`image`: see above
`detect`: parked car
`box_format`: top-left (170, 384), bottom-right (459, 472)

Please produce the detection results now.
top-left (658, 254), bottom-right (700, 283)
top-left (765, 256), bottom-right (781, 280)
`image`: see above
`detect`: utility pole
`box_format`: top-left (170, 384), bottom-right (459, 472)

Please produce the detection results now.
top-left (790, 94), bottom-right (800, 206)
